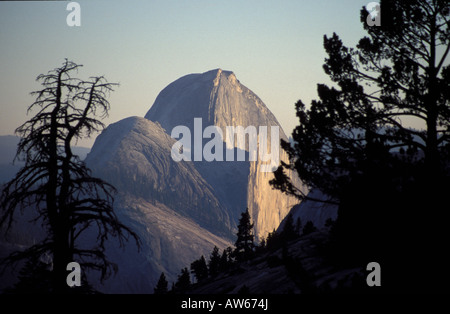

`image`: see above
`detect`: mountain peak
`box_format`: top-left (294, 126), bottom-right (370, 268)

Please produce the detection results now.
top-left (200, 68), bottom-right (236, 86)
top-left (213, 68), bottom-right (223, 86)
top-left (145, 69), bottom-right (284, 139)
top-left (204, 68), bottom-right (234, 77)
top-left (212, 69), bottom-right (239, 90)
top-left (144, 70), bottom-right (298, 240)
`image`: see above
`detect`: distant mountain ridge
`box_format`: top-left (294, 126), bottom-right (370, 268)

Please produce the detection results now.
top-left (0, 135), bottom-right (90, 184)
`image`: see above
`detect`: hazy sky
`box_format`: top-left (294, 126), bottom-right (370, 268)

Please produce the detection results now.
top-left (0, 0), bottom-right (371, 148)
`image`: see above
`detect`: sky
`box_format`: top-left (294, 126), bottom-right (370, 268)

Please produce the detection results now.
top-left (0, 0), bottom-right (372, 148)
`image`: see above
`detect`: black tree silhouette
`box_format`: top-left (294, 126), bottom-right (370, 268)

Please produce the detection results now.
top-left (271, 0), bottom-right (450, 292)
top-left (0, 59), bottom-right (140, 293)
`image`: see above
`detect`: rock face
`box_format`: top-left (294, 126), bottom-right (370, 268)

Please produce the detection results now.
top-left (145, 69), bottom-right (284, 140)
top-left (85, 116), bottom-right (235, 292)
top-left (93, 195), bottom-right (231, 293)
top-left (145, 69), bottom-right (302, 240)
top-left (86, 116), bottom-right (232, 238)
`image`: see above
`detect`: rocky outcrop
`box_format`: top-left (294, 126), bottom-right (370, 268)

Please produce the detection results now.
top-left (86, 116), bottom-right (232, 238)
top-left (95, 196), bottom-right (231, 293)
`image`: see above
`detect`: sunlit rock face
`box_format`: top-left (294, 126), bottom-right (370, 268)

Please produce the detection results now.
top-left (145, 69), bottom-right (303, 240)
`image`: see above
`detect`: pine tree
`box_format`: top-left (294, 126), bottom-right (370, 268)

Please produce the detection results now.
top-left (234, 208), bottom-right (254, 261)
top-left (302, 221), bottom-right (316, 236)
top-left (190, 255), bottom-right (208, 283)
top-left (261, 238), bottom-right (266, 248)
top-left (281, 213), bottom-right (297, 242)
top-left (4, 256), bottom-right (52, 293)
top-left (208, 246), bottom-right (221, 277)
top-left (271, 1), bottom-right (450, 201)
top-left (266, 229), bottom-right (280, 251)
top-left (295, 217), bottom-right (302, 236)
top-left (154, 272), bottom-right (168, 294)
top-left (269, 0), bottom-right (450, 292)
top-left (174, 267), bottom-right (191, 293)
top-left (219, 247), bottom-right (234, 272)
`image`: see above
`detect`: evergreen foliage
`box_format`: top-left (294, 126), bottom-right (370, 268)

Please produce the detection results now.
top-left (191, 255), bottom-right (208, 283)
top-left (234, 208), bottom-right (254, 261)
top-left (154, 272), bottom-right (169, 294)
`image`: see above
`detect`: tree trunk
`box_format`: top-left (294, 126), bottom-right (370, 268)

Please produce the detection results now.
top-left (425, 13), bottom-right (440, 180)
